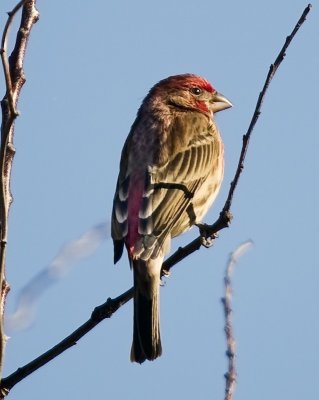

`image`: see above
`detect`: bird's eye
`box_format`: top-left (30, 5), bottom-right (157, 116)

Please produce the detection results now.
top-left (190, 87), bottom-right (202, 96)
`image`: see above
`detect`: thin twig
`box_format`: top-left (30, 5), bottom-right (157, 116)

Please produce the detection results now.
top-left (222, 3), bottom-right (312, 214)
top-left (222, 241), bottom-right (252, 400)
top-left (0, 0), bottom-right (27, 116)
top-left (0, 3), bottom-right (312, 396)
top-left (0, 0), bottom-right (39, 386)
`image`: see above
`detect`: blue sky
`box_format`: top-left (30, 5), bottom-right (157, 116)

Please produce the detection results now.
top-left (1, 1), bottom-right (318, 399)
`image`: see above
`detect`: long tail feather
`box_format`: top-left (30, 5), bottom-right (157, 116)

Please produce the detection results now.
top-left (130, 258), bottom-right (162, 363)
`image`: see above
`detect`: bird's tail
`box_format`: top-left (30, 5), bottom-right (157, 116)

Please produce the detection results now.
top-left (130, 258), bottom-right (162, 363)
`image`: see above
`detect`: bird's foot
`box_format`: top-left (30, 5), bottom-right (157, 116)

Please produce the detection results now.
top-left (161, 268), bottom-right (171, 278)
top-left (196, 223), bottom-right (219, 248)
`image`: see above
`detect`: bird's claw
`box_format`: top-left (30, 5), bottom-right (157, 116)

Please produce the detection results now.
top-left (161, 269), bottom-right (171, 278)
top-left (196, 223), bottom-right (218, 248)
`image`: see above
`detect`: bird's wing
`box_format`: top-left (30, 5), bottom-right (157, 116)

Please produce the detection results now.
top-left (135, 114), bottom-right (221, 259)
top-left (111, 135), bottom-right (131, 263)
top-left (112, 113), bottom-right (221, 262)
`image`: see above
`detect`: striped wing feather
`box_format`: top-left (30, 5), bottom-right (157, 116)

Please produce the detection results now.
top-left (112, 113), bottom-right (221, 262)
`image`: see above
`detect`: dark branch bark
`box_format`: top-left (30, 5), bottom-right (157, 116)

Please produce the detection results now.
top-left (0, 0), bottom-right (39, 385)
top-left (1, 288), bottom-right (132, 393)
top-left (0, 2), bottom-right (312, 397)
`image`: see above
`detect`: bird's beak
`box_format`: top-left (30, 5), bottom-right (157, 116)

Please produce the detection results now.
top-left (210, 91), bottom-right (233, 113)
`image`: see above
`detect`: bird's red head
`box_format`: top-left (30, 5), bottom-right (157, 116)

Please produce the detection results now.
top-left (154, 74), bottom-right (215, 94)
top-left (145, 74), bottom-right (231, 115)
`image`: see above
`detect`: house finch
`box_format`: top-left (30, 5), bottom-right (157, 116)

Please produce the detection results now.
top-left (112, 74), bottom-right (232, 363)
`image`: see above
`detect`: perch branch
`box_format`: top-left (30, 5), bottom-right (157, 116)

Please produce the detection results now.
top-left (222, 241), bottom-right (252, 400)
top-left (0, 0), bottom-right (39, 385)
top-left (0, 3), bottom-right (312, 396)
top-left (0, 288), bottom-right (133, 394)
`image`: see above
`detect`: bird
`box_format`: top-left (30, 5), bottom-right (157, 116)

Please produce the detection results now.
top-left (111, 74), bottom-right (232, 363)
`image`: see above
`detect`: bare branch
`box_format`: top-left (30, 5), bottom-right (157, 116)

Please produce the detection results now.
top-left (0, 3), bottom-right (312, 396)
top-left (222, 3), bottom-right (312, 215)
top-left (0, 0), bottom-right (26, 116)
top-left (0, 0), bottom-right (39, 384)
top-left (222, 241), bottom-right (252, 400)
top-left (1, 289), bottom-right (132, 394)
